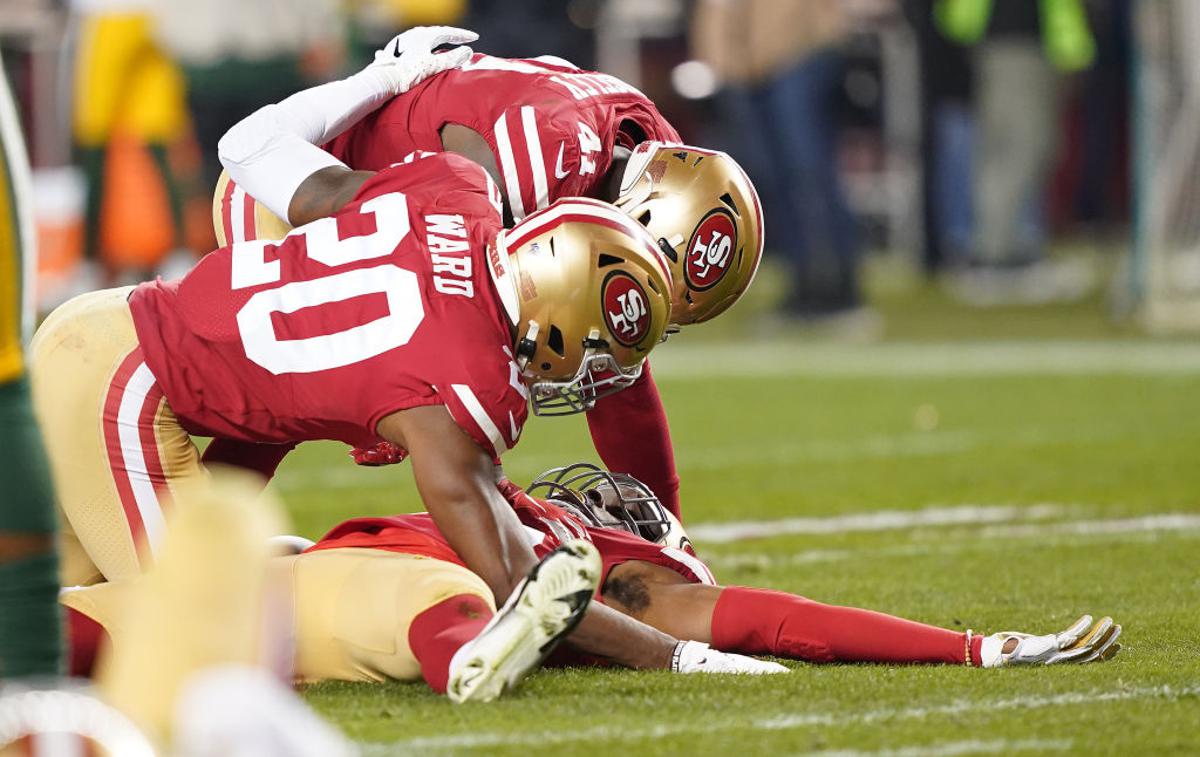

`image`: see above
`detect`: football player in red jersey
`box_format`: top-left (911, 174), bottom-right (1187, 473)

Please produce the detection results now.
top-left (31, 27), bottom-right (755, 681)
top-left (62, 463), bottom-right (1121, 694)
top-left (212, 33), bottom-right (768, 519)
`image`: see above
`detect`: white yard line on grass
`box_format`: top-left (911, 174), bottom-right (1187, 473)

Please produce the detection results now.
top-left (647, 341), bottom-right (1200, 379)
top-left (368, 685), bottom-right (1198, 753)
top-left (702, 512), bottom-right (1200, 570)
top-left (688, 503), bottom-right (1066, 543)
top-left (810, 738), bottom-right (1072, 757)
top-left (706, 528), bottom-right (1197, 570)
top-left (982, 513), bottom-right (1200, 538)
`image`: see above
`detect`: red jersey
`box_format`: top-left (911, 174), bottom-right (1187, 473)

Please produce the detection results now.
top-left (130, 152), bottom-right (527, 458)
top-left (308, 480), bottom-right (715, 589)
top-left (326, 53), bottom-right (681, 221)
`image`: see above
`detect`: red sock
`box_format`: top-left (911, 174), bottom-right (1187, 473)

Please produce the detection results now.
top-left (711, 586), bottom-right (978, 666)
top-left (407, 594), bottom-right (493, 693)
top-left (585, 363), bottom-right (682, 517)
top-left (65, 607), bottom-right (110, 678)
top-left (201, 439), bottom-right (296, 481)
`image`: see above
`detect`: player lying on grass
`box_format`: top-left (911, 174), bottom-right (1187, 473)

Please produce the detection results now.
top-left (60, 470), bottom-right (782, 704)
top-left (61, 463), bottom-right (1121, 698)
top-left (30, 28), bottom-right (722, 678)
top-left (211, 25), bottom-right (767, 518)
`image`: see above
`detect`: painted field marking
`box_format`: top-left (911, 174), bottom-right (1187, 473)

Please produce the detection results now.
top-left (705, 526), bottom-right (1200, 570)
top-left (701, 512), bottom-right (1200, 569)
top-left (648, 341), bottom-right (1200, 379)
top-left (688, 503), bottom-right (1066, 543)
top-left (367, 685), bottom-right (1199, 753)
top-left (982, 513), bottom-right (1200, 538)
top-left (810, 738), bottom-right (1072, 757)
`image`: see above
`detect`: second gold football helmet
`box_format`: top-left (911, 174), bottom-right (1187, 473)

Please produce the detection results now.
top-left (613, 142), bottom-right (764, 326)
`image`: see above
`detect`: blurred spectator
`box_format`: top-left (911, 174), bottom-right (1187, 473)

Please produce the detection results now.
top-left (71, 0), bottom-right (191, 288)
top-left (904, 0), bottom-right (974, 272)
top-left (937, 0), bottom-right (1096, 304)
top-left (154, 0), bottom-right (344, 193)
top-left (693, 0), bottom-right (869, 326)
top-left (460, 0), bottom-right (595, 67)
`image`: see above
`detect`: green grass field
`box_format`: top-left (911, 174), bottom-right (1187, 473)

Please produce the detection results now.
top-left (271, 270), bottom-right (1200, 755)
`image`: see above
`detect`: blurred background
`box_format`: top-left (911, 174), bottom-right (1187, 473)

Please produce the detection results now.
top-left (2, 0), bottom-right (1198, 338)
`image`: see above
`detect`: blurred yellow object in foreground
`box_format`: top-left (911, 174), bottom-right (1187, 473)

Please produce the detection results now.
top-left (98, 468), bottom-right (289, 746)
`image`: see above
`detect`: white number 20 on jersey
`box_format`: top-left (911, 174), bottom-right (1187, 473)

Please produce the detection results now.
top-left (230, 192), bottom-right (426, 375)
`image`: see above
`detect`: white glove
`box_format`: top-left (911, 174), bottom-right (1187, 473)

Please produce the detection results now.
top-left (980, 615), bottom-right (1122, 668)
top-left (361, 26), bottom-right (478, 96)
top-left (671, 641), bottom-right (789, 675)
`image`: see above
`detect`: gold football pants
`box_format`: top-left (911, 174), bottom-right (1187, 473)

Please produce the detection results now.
top-left (62, 547), bottom-right (495, 684)
top-left (29, 287), bottom-right (203, 585)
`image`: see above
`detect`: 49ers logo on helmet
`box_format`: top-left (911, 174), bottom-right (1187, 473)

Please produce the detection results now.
top-left (602, 271), bottom-right (651, 347)
top-left (685, 209), bottom-right (738, 291)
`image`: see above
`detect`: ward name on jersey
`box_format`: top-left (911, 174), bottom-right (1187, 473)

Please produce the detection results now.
top-left (130, 152), bottom-right (526, 457)
top-left (326, 54), bottom-right (682, 221)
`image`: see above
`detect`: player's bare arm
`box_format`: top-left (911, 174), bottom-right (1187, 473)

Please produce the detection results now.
top-left (378, 406), bottom-right (678, 671)
top-left (440, 124), bottom-right (502, 189)
top-left (378, 405), bottom-right (537, 599)
top-left (287, 167), bottom-right (376, 228)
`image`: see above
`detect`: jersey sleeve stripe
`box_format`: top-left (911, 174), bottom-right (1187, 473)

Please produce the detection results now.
top-left (663, 546), bottom-right (716, 585)
top-left (492, 111), bottom-right (527, 220)
top-left (518, 105), bottom-right (551, 211)
top-left (450, 383), bottom-right (508, 455)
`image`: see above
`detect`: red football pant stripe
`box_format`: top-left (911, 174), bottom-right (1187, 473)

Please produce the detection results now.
top-left (710, 586), bottom-right (975, 666)
top-left (242, 183), bottom-right (257, 239)
top-left (101, 350), bottom-right (169, 568)
top-left (407, 594), bottom-right (493, 694)
top-left (221, 177), bottom-right (236, 246)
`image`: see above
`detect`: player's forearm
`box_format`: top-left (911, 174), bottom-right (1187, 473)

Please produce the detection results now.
top-left (430, 497), bottom-right (538, 602)
top-left (567, 602), bottom-right (677, 670)
top-left (217, 72), bottom-right (393, 224)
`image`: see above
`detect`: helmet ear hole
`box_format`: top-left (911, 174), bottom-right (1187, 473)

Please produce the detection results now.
top-left (719, 192), bottom-right (739, 215)
top-left (637, 210), bottom-right (652, 226)
top-left (547, 325), bottom-right (565, 357)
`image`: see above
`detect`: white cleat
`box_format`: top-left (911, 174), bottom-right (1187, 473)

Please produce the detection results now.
top-left (447, 539), bottom-right (601, 704)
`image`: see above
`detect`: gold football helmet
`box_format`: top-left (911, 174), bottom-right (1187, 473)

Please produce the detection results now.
top-left (495, 198), bottom-right (673, 416)
top-left (613, 141), bottom-right (764, 326)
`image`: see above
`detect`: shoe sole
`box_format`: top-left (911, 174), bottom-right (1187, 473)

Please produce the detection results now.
top-left (447, 540), bottom-right (601, 703)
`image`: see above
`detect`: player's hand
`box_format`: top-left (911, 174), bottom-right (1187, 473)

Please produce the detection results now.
top-left (349, 441), bottom-right (408, 466)
top-left (671, 641), bottom-right (789, 675)
top-left (364, 26), bottom-right (478, 95)
top-left (980, 615), bottom-right (1122, 667)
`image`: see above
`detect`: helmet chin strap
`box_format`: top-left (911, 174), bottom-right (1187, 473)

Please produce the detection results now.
top-left (515, 320), bottom-right (539, 372)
